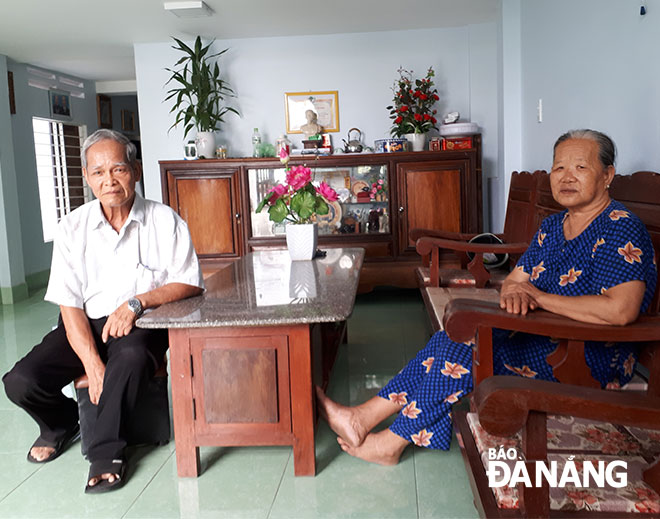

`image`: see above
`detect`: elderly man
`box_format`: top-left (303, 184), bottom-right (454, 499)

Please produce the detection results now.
top-left (3, 129), bottom-right (204, 493)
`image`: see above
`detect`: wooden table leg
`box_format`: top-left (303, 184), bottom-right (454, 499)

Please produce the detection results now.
top-left (288, 324), bottom-right (316, 476)
top-left (169, 329), bottom-right (201, 477)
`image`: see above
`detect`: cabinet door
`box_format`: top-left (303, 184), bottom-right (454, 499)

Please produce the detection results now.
top-left (167, 170), bottom-right (243, 258)
top-left (189, 332), bottom-right (292, 440)
top-left (396, 159), bottom-right (469, 255)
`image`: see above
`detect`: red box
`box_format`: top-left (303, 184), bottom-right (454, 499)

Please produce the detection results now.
top-left (442, 136), bottom-right (473, 150)
top-left (357, 191), bottom-right (371, 203)
top-left (429, 137), bottom-right (442, 151)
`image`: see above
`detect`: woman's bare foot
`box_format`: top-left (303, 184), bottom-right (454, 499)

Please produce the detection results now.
top-left (29, 446), bottom-right (55, 461)
top-left (315, 386), bottom-right (369, 447)
top-left (337, 429), bottom-right (409, 466)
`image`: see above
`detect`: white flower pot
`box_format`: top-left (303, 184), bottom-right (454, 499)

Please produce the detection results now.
top-left (195, 131), bottom-right (216, 159)
top-left (405, 133), bottom-right (426, 152)
top-left (285, 223), bottom-right (318, 261)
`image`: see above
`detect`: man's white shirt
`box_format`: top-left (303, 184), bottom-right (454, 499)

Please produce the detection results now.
top-left (45, 194), bottom-right (204, 319)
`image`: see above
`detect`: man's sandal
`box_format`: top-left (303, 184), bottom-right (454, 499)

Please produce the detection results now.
top-left (85, 459), bottom-right (126, 494)
top-left (26, 423), bottom-right (80, 464)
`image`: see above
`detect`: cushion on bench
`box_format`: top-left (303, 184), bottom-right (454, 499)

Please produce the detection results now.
top-left (462, 407), bottom-right (660, 513)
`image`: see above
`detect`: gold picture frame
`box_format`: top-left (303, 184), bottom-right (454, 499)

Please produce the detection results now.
top-left (96, 94), bottom-right (112, 129)
top-left (285, 91), bottom-right (339, 134)
top-left (121, 109), bottom-right (135, 132)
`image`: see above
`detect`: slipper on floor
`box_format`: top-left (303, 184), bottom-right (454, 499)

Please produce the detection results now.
top-left (26, 423), bottom-right (80, 464)
top-left (85, 459), bottom-right (126, 494)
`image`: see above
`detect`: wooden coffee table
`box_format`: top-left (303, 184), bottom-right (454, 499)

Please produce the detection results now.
top-left (137, 248), bottom-right (364, 477)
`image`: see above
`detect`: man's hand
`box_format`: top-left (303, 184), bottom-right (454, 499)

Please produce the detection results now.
top-left (101, 301), bottom-right (138, 342)
top-left (500, 281), bottom-right (541, 316)
top-left (86, 358), bottom-right (106, 405)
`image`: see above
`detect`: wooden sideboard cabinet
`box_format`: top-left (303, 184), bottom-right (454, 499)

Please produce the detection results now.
top-left (161, 165), bottom-right (244, 262)
top-left (160, 135), bottom-right (482, 290)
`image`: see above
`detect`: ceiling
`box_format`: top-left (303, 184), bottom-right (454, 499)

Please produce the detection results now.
top-left (0, 0), bottom-right (498, 83)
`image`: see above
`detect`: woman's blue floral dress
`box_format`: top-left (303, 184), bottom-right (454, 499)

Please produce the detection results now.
top-left (379, 200), bottom-right (657, 450)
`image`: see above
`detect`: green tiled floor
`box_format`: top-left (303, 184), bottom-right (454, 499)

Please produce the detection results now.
top-left (0, 289), bottom-right (478, 518)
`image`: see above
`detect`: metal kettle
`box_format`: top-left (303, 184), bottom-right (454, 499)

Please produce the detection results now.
top-left (342, 128), bottom-right (363, 153)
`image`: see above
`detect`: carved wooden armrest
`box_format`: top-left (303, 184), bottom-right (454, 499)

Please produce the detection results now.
top-left (415, 238), bottom-right (527, 288)
top-left (415, 237), bottom-right (526, 257)
top-left (443, 299), bottom-right (660, 386)
top-left (412, 228), bottom-right (481, 269)
top-left (410, 227), bottom-right (478, 243)
top-left (443, 299), bottom-right (660, 343)
top-left (474, 375), bottom-right (660, 499)
top-left (473, 376), bottom-right (660, 437)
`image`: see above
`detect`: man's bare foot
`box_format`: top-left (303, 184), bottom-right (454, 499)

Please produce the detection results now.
top-left (85, 460), bottom-right (125, 493)
top-left (337, 429), bottom-right (409, 466)
top-left (315, 386), bottom-right (368, 448)
top-left (88, 473), bottom-right (120, 487)
top-left (29, 446), bottom-right (55, 462)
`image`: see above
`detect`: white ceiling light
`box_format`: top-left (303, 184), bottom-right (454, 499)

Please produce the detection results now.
top-left (163, 1), bottom-right (214, 18)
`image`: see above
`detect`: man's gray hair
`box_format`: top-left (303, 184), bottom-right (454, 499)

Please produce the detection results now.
top-left (553, 129), bottom-right (616, 168)
top-left (81, 129), bottom-right (138, 170)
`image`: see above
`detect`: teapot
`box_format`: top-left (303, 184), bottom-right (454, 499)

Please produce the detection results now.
top-left (342, 128), bottom-right (363, 153)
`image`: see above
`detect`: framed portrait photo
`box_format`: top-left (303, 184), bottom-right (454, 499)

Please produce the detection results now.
top-left (49, 90), bottom-right (72, 120)
top-left (285, 91), bottom-right (339, 134)
top-left (121, 109), bottom-right (135, 132)
top-left (96, 94), bottom-right (112, 129)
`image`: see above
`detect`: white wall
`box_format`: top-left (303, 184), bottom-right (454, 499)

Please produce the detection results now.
top-left (0, 55), bottom-right (26, 297)
top-left (519, 0), bottom-right (660, 174)
top-left (494, 0), bottom-right (522, 233)
top-left (469, 22), bottom-right (499, 231)
top-left (135, 25), bottom-right (500, 219)
top-left (8, 60), bottom-right (98, 277)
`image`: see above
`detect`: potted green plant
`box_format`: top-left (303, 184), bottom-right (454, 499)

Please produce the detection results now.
top-left (165, 36), bottom-right (239, 158)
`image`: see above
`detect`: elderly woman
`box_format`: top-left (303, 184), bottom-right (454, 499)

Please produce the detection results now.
top-left (316, 129), bottom-right (657, 465)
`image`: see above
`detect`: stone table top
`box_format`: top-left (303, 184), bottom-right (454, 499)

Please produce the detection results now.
top-left (137, 248), bottom-right (365, 329)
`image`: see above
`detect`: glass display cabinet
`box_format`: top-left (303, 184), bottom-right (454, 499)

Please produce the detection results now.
top-left (247, 164), bottom-right (390, 238)
top-left (160, 136), bottom-right (482, 290)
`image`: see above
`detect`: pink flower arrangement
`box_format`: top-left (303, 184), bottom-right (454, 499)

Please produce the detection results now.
top-left (256, 148), bottom-right (338, 224)
top-left (286, 165), bottom-right (312, 191)
top-left (369, 178), bottom-right (387, 200)
top-left (316, 181), bottom-right (338, 202)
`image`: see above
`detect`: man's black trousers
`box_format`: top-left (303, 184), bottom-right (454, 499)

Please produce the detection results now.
top-left (2, 315), bottom-right (168, 464)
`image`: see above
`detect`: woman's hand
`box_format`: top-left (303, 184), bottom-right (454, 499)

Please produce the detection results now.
top-left (500, 268), bottom-right (541, 316)
top-left (500, 280), bottom-right (543, 315)
top-left (501, 277), bottom-right (645, 325)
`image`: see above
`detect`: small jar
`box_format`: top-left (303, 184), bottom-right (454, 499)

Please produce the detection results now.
top-left (276, 135), bottom-right (291, 155)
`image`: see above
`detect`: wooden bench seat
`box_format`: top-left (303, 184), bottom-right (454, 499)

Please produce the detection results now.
top-left (422, 287), bottom-right (500, 332)
top-left (414, 170), bottom-right (562, 332)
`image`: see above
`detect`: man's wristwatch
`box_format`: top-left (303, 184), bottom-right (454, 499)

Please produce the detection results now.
top-left (127, 297), bottom-right (143, 317)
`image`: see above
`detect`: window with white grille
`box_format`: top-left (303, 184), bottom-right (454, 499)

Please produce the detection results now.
top-left (32, 118), bottom-right (90, 242)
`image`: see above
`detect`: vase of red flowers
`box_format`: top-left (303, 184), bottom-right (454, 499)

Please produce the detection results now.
top-left (387, 67), bottom-right (440, 150)
top-left (405, 133), bottom-right (426, 152)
